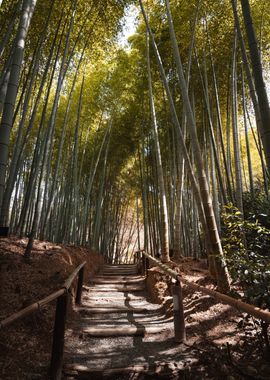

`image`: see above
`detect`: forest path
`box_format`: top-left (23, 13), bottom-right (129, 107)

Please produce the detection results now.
top-left (63, 264), bottom-right (195, 379)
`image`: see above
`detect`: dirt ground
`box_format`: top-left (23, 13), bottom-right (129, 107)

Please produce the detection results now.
top-left (146, 258), bottom-right (270, 380)
top-left (1, 240), bottom-right (270, 380)
top-left (0, 237), bottom-right (104, 380)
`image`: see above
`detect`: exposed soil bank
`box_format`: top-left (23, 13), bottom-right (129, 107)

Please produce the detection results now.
top-left (0, 237), bottom-right (104, 379)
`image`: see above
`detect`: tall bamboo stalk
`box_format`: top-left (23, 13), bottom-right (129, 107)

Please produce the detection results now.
top-left (0, 0), bottom-right (36, 231)
top-left (139, 0), bottom-right (231, 291)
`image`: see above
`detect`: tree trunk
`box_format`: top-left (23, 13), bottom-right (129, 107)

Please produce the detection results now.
top-left (231, 31), bottom-right (244, 214)
top-left (139, 0), bottom-right (231, 291)
top-left (239, 0), bottom-right (270, 175)
top-left (146, 33), bottom-right (170, 263)
top-left (0, 0), bottom-right (36, 231)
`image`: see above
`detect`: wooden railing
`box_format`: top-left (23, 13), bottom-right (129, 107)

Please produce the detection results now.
top-left (136, 250), bottom-right (270, 342)
top-left (0, 261), bottom-right (86, 380)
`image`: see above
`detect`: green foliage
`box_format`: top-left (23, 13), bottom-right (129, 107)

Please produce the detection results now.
top-left (221, 203), bottom-right (270, 309)
top-left (243, 190), bottom-right (270, 229)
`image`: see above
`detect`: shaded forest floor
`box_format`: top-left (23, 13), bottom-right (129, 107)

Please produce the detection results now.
top-left (0, 237), bottom-right (103, 379)
top-left (147, 258), bottom-right (270, 379)
top-left (0, 238), bottom-right (270, 379)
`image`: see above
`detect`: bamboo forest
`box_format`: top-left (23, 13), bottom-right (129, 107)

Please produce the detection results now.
top-left (0, 0), bottom-right (270, 379)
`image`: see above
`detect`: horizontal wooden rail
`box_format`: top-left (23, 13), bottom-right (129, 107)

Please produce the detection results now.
top-left (0, 289), bottom-right (65, 329)
top-left (135, 250), bottom-right (185, 342)
top-left (139, 251), bottom-right (270, 324)
top-left (0, 261), bottom-right (86, 329)
top-left (0, 260), bottom-right (87, 380)
top-left (63, 261), bottom-right (86, 290)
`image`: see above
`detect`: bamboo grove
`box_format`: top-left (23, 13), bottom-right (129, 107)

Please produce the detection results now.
top-left (0, 0), bottom-right (270, 293)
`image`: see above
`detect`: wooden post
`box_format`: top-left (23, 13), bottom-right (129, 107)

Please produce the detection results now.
top-left (134, 251), bottom-right (139, 265)
top-left (145, 257), bottom-right (150, 273)
top-left (171, 279), bottom-right (186, 343)
top-left (137, 251), bottom-right (141, 273)
top-left (142, 254), bottom-right (146, 275)
top-left (50, 292), bottom-right (68, 380)
top-left (75, 266), bottom-right (84, 305)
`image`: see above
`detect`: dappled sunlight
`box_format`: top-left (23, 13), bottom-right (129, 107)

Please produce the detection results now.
top-left (1, 0), bottom-right (270, 377)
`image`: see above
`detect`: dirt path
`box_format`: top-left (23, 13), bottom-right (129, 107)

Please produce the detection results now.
top-left (63, 263), bottom-right (270, 380)
top-left (2, 240), bottom-right (269, 379)
top-left (63, 264), bottom-right (199, 379)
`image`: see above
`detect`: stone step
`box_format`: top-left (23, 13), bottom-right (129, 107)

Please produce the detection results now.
top-left (78, 324), bottom-right (169, 336)
top-left (101, 271), bottom-right (138, 274)
top-left (86, 286), bottom-right (145, 292)
top-left (92, 277), bottom-right (145, 284)
top-left (78, 317), bottom-right (173, 326)
top-left (64, 362), bottom-right (186, 380)
top-left (76, 306), bottom-right (150, 314)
